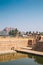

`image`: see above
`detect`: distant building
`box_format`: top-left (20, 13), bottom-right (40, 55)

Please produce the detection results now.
top-left (3, 27), bottom-right (16, 35)
top-left (21, 32), bottom-right (26, 35)
top-left (22, 34), bottom-right (28, 37)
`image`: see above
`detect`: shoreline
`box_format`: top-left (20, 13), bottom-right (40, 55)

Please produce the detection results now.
top-left (0, 49), bottom-right (43, 56)
top-left (0, 50), bottom-right (16, 55)
top-left (16, 48), bottom-right (43, 56)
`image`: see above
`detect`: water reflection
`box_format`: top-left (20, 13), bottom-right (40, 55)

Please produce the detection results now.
top-left (34, 56), bottom-right (43, 64)
top-left (28, 54), bottom-right (43, 64)
top-left (0, 53), bottom-right (43, 65)
top-left (0, 53), bottom-right (28, 62)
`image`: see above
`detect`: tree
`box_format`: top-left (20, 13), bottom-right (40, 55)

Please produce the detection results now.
top-left (40, 32), bottom-right (43, 35)
top-left (26, 31), bottom-right (29, 35)
top-left (18, 32), bottom-right (21, 35)
top-left (9, 28), bottom-right (18, 36)
top-left (9, 30), bottom-right (14, 36)
top-left (14, 28), bottom-right (18, 36)
top-left (36, 31), bottom-right (38, 34)
top-left (32, 31), bottom-right (35, 35)
top-left (29, 31), bottom-right (31, 34)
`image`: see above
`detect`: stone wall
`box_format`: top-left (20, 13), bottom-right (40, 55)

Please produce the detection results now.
top-left (0, 36), bottom-right (43, 51)
top-left (32, 36), bottom-right (43, 52)
top-left (0, 37), bottom-right (28, 51)
top-left (33, 41), bottom-right (43, 52)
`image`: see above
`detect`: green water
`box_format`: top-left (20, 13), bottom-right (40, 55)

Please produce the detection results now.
top-left (0, 53), bottom-right (43, 65)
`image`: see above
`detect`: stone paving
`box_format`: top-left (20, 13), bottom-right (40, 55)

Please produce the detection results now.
top-left (16, 47), bottom-right (43, 56)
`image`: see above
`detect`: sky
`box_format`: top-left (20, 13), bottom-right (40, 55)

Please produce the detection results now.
top-left (0, 0), bottom-right (43, 32)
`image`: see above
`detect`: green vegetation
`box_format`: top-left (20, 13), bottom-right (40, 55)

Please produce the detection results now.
top-left (26, 31), bottom-right (29, 35)
top-left (9, 30), bottom-right (14, 36)
top-left (9, 28), bottom-right (18, 36)
top-left (40, 32), bottom-right (43, 35)
top-left (29, 31), bottom-right (31, 34)
top-left (14, 28), bottom-right (18, 36)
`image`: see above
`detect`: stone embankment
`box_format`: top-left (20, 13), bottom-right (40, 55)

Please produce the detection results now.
top-left (16, 48), bottom-right (43, 56)
top-left (0, 37), bottom-right (28, 51)
top-left (33, 36), bottom-right (43, 52)
top-left (0, 36), bottom-right (43, 55)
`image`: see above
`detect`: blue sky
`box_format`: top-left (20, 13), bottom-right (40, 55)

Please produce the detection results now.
top-left (0, 0), bottom-right (43, 32)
